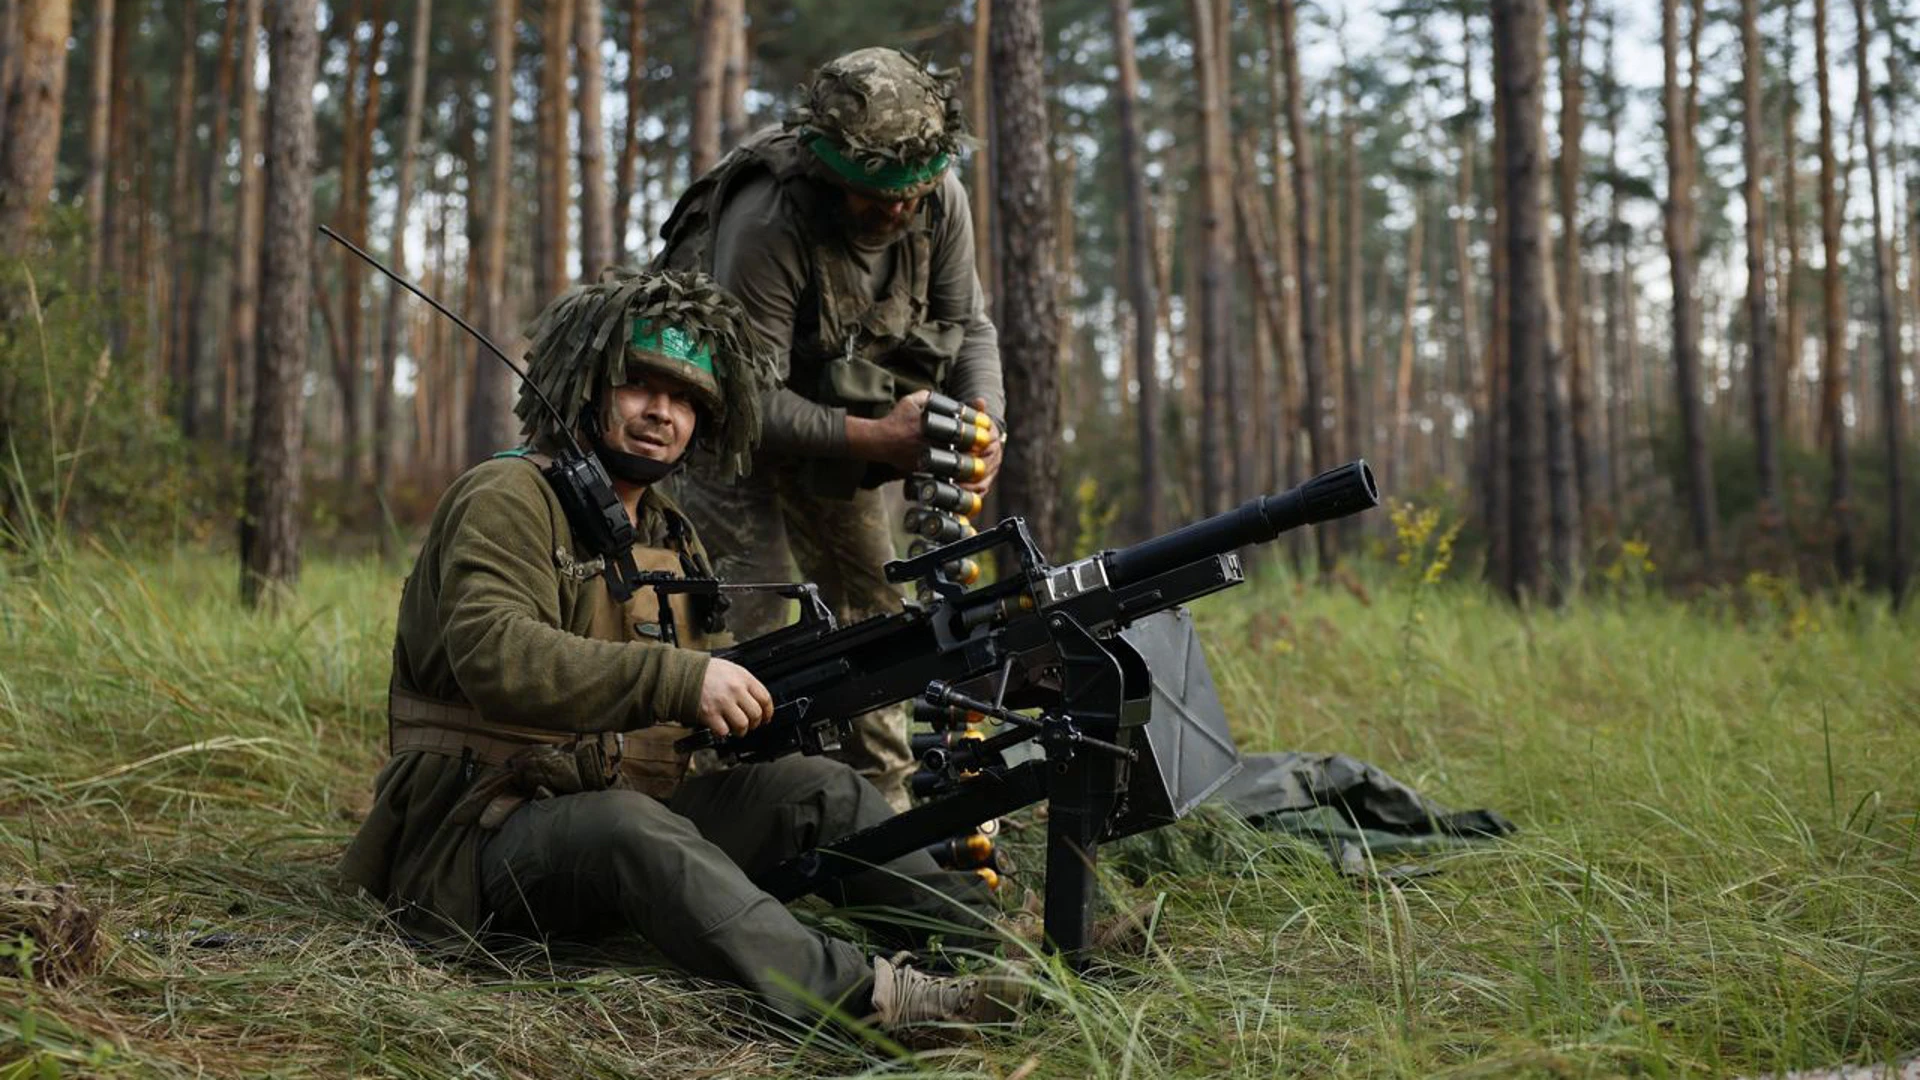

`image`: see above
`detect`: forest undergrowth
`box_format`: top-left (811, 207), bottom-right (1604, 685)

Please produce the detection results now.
top-left (0, 534), bottom-right (1916, 1079)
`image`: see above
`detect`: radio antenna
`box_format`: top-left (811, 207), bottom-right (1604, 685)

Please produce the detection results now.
top-left (317, 224), bottom-right (585, 458)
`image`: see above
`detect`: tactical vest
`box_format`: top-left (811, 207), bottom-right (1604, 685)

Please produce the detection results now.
top-left (654, 126), bottom-right (969, 428)
top-left (387, 454), bottom-right (721, 817)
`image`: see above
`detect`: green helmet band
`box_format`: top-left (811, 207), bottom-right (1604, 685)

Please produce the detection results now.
top-left (804, 135), bottom-right (950, 196)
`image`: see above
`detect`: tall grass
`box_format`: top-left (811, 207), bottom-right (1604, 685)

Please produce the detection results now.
top-left (1, 543), bottom-right (1915, 1078)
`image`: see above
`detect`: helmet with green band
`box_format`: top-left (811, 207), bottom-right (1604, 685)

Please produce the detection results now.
top-left (787, 47), bottom-right (965, 201)
top-left (517, 269), bottom-right (777, 479)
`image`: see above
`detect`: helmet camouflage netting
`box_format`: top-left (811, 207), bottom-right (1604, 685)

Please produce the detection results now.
top-left (516, 268), bottom-right (776, 479)
top-left (785, 47), bottom-right (967, 199)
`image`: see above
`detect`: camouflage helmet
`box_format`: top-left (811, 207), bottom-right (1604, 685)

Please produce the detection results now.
top-left (786, 47), bottom-right (965, 201)
top-left (515, 269), bottom-right (777, 479)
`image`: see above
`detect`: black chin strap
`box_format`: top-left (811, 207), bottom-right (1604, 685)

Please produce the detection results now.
top-left (586, 425), bottom-right (686, 486)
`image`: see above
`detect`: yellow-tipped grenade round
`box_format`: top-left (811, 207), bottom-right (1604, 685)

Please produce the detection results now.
top-left (919, 447), bottom-right (986, 482)
top-left (906, 476), bottom-right (983, 517)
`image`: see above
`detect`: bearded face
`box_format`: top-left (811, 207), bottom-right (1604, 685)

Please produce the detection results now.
top-left (837, 189), bottom-right (924, 243)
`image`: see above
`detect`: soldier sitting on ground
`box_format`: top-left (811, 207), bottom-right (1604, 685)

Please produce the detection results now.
top-left (338, 268), bottom-right (1022, 1034)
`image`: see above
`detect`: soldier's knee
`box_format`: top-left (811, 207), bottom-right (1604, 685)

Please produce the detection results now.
top-left (567, 789), bottom-right (687, 852)
top-left (762, 754), bottom-right (858, 796)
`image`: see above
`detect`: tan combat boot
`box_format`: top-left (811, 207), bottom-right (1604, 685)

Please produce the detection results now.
top-left (867, 953), bottom-right (1026, 1040)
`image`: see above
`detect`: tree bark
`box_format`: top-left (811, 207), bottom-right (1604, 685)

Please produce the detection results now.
top-left (689, 0), bottom-right (726, 178)
top-left (0, 0), bottom-right (15, 142)
top-left (0, 0), bottom-right (71, 255)
top-left (1261, 0), bottom-right (1302, 508)
top-left (1778, 0), bottom-right (1804, 453)
top-left (1339, 59), bottom-right (1364, 496)
top-left (1813, 0), bottom-right (1855, 580)
top-left (536, 0), bottom-right (575, 302)
top-left (1278, 0), bottom-right (1334, 570)
top-left (166, 0), bottom-right (202, 433)
top-left (1111, 0), bottom-right (1160, 538)
top-left (1663, 0), bottom-right (1718, 567)
top-left (1491, 0), bottom-right (1549, 602)
top-left (1391, 195), bottom-right (1425, 476)
top-left (1454, 9), bottom-right (1483, 505)
top-left (1600, 10), bottom-right (1629, 523)
top-left (225, 0), bottom-right (264, 445)
top-left (612, 0), bottom-right (646, 265)
top-left (1188, 0), bottom-right (1235, 515)
top-left (82, 0), bottom-right (113, 285)
top-left (242, 0), bottom-right (318, 609)
top-left (1739, 0), bottom-right (1781, 525)
top-left (184, 0), bottom-right (241, 441)
top-left (988, 0), bottom-right (1059, 550)
top-left (376, 0), bottom-right (433, 497)
top-left (971, 0), bottom-right (993, 307)
top-left (1551, 0), bottom-right (1588, 589)
top-left (1849, 0), bottom-right (1908, 604)
top-left (468, 0), bottom-right (518, 463)
top-left (576, 0), bottom-right (612, 280)
top-left (721, 1), bottom-right (746, 148)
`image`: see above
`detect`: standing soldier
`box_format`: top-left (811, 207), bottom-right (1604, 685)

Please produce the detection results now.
top-left (656, 47), bottom-right (1005, 811)
top-left (339, 269), bottom-right (1021, 1033)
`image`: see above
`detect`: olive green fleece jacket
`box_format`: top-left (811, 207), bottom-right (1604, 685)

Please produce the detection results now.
top-left (339, 456), bottom-right (713, 933)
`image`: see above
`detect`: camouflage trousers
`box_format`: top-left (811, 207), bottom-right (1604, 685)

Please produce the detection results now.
top-left (477, 756), bottom-right (997, 1021)
top-left (672, 453), bottom-right (916, 811)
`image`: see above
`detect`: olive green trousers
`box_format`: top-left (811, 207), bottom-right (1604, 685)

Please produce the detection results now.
top-left (671, 457), bottom-right (917, 810)
top-left (476, 756), bottom-right (993, 1020)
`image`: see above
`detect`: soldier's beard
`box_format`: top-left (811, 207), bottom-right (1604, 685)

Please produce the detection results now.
top-left (837, 195), bottom-right (915, 243)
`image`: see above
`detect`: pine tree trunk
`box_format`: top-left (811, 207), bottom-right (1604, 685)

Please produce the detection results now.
top-left (1849, 0), bottom-right (1908, 604)
top-left (1601, 11), bottom-right (1628, 523)
top-left (575, 0), bottom-right (611, 280)
top-left (1664, 0), bottom-right (1718, 567)
top-left (1739, 0), bottom-right (1781, 525)
top-left (1188, 0), bottom-right (1234, 515)
top-left (1340, 64), bottom-right (1364, 490)
top-left (1234, 143), bottom-right (1275, 496)
top-left (1262, 0), bottom-right (1302, 506)
top-left (1552, 0), bottom-right (1588, 589)
top-left (376, 0), bottom-right (432, 498)
top-left (721, 2), bottom-right (746, 148)
top-left (1279, 0), bottom-right (1333, 570)
top-left (1111, 0), bottom-right (1160, 537)
top-left (166, 0), bottom-right (202, 427)
top-left (184, 0), bottom-right (239, 442)
top-left (536, 0), bottom-right (575, 303)
top-left (971, 0), bottom-right (994, 307)
top-left (988, 0), bottom-right (1059, 550)
top-left (242, 0), bottom-right (318, 609)
top-left (1484, 13), bottom-right (1512, 583)
top-left (1392, 196), bottom-right (1424, 475)
top-left (468, 0), bottom-right (518, 464)
top-left (0, 0), bottom-right (70, 255)
top-left (0, 0), bottom-right (14, 141)
top-left (1813, 0), bottom-right (1855, 580)
top-left (612, 0), bottom-right (646, 265)
top-left (1491, 0), bottom-right (1549, 602)
top-left (1778, 0), bottom-right (1804, 452)
top-left (1454, 11), bottom-right (1483, 501)
top-left (224, 0), bottom-right (264, 445)
top-left (689, 0), bottom-right (725, 177)
top-left (82, 0), bottom-right (113, 285)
